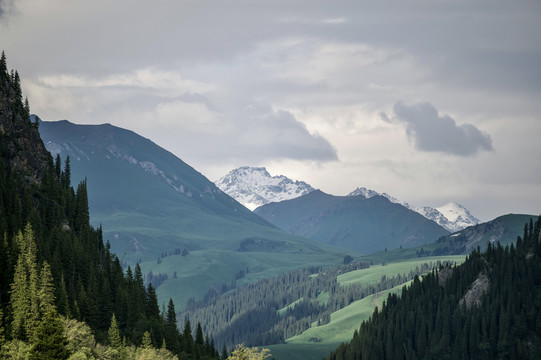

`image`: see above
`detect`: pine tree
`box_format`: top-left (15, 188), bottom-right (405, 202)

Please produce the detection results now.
top-left (9, 246), bottom-right (30, 339)
top-left (28, 309), bottom-right (69, 360)
top-left (146, 283), bottom-right (160, 319)
top-left (38, 261), bottom-right (56, 314)
top-left (142, 331), bottom-right (153, 349)
top-left (108, 314), bottom-right (122, 349)
top-left (0, 51), bottom-right (7, 76)
top-left (183, 320), bottom-right (194, 355)
top-left (167, 298), bottom-right (177, 327)
top-left (61, 155), bottom-right (71, 188)
top-left (195, 322), bottom-right (204, 346)
top-left (9, 226), bottom-right (40, 341)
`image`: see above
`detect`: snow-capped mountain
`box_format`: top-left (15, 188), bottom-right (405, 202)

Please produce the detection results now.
top-left (348, 187), bottom-right (479, 232)
top-left (436, 202), bottom-right (480, 231)
top-left (215, 166), bottom-right (315, 210)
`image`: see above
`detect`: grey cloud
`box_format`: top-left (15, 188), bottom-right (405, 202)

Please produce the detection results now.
top-left (232, 102), bottom-right (338, 162)
top-left (392, 102), bottom-right (493, 156)
top-left (0, 0), bottom-right (13, 19)
top-left (90, 91), bottom-right (338, 164)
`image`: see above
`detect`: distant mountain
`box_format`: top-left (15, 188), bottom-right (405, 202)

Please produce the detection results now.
top-left (254, 190), bottom-right (449, 254)
top-left (430, 213), bottom-right (536, 255)
top-left (348, 187), bottom-right (479, 232)
top-left (38, 120), bottom-right (348, 308)
top-left (215, 166), bottom-right (315, 210)
top-left (436, 202), bottom-right (479, 230)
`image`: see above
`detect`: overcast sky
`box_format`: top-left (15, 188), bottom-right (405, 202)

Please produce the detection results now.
top-left (2, 0), bottom-right (540, 221)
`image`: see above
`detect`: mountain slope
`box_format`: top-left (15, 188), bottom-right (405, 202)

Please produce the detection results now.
top-left (430, 213), bottom-right (536, 255)
top-left (254, 190), bottom-right (449, 254)
top-left (215, 166), bottom-right (315, 210)
top-left (326, 216), bottom-right (541, 360)
top-left (348, 187), bottom-right (479, 232)
top-left (38, 120), bottom-right (349, 308)
top-left (39, 120), bottom-right (279, 258)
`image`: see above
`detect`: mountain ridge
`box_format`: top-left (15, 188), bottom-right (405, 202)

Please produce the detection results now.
top-left (216, 168), bottom-right (479, 232)
top-left (348, 187), bottom-right (479, 232)
top-left (38, 119), bottom-right (289, 258)
top-left (254, 190), bottom-right (450, 254)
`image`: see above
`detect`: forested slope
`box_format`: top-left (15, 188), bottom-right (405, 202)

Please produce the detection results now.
top-left (182, 258), bottom-right (459, 349)
top-left (0, 52), bottom-right (220, 359)
top-left (327, 216), bottom-right (541, 359)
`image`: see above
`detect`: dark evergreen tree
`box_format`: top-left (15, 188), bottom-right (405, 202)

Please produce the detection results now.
top-left (28, 310), bottom-right (69, 360)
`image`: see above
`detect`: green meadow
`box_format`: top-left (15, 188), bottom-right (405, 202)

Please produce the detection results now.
top-left (267, 255), bottom-right (466, 360)
top-left (140, 246), bottom-right (349, 310)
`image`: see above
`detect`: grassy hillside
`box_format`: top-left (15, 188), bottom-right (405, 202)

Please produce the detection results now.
top-left (139, 244), bottom-right (348, 310)
top-left (39, 120), bottom-right (278, 262)
top-left (255, 190), bottom-right (449, 254)
top-left (266, 256), bottom-right (466, 360)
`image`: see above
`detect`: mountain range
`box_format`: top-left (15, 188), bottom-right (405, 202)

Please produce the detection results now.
top-left (38, 119), bottom-right (349, 308)
top-left (215, 168), bottom-right (479, 232)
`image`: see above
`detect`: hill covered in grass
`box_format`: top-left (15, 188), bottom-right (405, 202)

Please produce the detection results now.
top-left (255, 190), bottom-right (449, 254)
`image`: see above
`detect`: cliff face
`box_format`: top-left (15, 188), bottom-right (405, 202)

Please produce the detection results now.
top-left (0, 56), bottom-right (50, 183)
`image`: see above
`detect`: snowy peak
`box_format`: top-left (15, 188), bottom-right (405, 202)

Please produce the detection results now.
top-left (436, 202), bottom-right (480, 230)
top-left (348, 187), bottom-right (479, 232)
top-left (215, 166), bottom-right (315, 210)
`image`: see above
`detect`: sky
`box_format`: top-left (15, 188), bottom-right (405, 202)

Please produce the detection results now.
top-left (1, 0), bottom-right (540, 221)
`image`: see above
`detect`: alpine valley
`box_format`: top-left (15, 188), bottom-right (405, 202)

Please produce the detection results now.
top-left (36, 117), bottom-right (539, 360)
top-left (1, 51), bottom-right (539, 360)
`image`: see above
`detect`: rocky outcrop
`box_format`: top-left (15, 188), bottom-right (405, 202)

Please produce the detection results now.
top-left (459, 273), bottom-right (490, 309)
top-left (438, 266), bottom-right (454, 287)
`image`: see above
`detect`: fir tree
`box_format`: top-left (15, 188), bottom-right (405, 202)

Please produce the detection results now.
top-left (142, 331), bottom-right (153, 349)
top-left (167, 298), bottom-right (177, 327)
top-left (28, 310), bottom-right (69, 360)
top-left (108, 314), bottom-right (122, 349)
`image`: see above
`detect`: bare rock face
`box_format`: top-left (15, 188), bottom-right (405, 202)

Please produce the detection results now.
top-left (438, 266), bottom-right (454, 287)
top-left (459, 273), bottom-right (490, 309)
